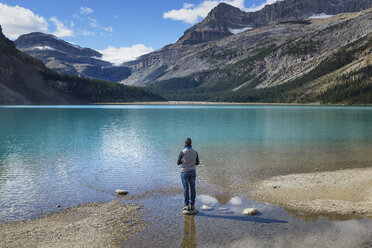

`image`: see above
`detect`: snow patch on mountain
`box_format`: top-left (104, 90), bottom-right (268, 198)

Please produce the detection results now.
top-left (228, 26), bottom-right (253, 34)
top-left (309, 13), bottom-right (334, 19)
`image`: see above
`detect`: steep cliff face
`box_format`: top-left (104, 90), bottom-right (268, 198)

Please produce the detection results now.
top-left (149, 9), bottom-right (372, 103)
top-left (14, 32), bottom-right (131, 82)
top-left (177, 0), bottom-right (372, 45)
top-left (121, 0), bottom-right (372, 89)
top-left (0, 26), bottom-right (78, 104)
top-left (178, 3), bottom-right (253, 45)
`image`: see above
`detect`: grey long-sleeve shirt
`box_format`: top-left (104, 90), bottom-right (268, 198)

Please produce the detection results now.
top-left (177, 147), bottom-right (199, 172)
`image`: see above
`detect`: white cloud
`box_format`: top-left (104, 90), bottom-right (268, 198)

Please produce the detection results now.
top-left (0, 2), bottom-right (48, 39)
top-left (163, 0), bottom-right (246, 24)
top-left (163, 0), bottom-right (282, 24)
top-left (81, 30), bottom-right (95, 36)
top-left (98, 44), bottom-right (154, 65)
top-left (88, 17), bottom-right (99, 28)
top-left (80, 6), bottom-right (94, 15)
top-left (183, 3), bottom-right (195, 8)
top-left (104, 26), bottom-right (113, 32)
top-left (245, 0), bottom-right (281, 12)
top-left (50, 17), bottom-right (74, 37)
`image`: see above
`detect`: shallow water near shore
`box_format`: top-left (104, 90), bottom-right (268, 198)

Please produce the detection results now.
top-left (1, 105), bottom-right (372, 246)
top-left (123, 194), bottom-right (372, 248)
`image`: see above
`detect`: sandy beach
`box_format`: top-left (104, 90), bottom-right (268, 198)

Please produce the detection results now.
top-left (0, 200), bottom-right (147, 248)
top-left (250, 167), bottom-right (372, 219)
top-left (1, 168), bottom-right (372, 247)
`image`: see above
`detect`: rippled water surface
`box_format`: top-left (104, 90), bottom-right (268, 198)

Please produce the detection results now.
top-left (1, 105), bottom-right (372, 222)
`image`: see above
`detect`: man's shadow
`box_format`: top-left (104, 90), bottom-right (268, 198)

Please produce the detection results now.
top-left (182, 215), bottom-right (196, 248)
top-left (197, 212), bottom-right (288, 224)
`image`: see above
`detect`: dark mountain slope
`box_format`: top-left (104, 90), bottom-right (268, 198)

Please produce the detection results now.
top-left (0, 26), bottom-right (164, 104)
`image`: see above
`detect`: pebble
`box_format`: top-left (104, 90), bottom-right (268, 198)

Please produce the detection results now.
top-left (200, 205), bottom-right (213, 210)
top-left (242, 208), bottom-right (259, 215)
top-left (116, 189), bottom-right (129, 195)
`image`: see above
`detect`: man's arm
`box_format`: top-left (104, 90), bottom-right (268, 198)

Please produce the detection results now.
top-left (195, 152), bottom-right (200, 165)
top-left (177, 151), bottom-right (184, 165)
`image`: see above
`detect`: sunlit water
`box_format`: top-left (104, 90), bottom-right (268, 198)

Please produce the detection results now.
top-left (1, 105), bottom-right (372, 247)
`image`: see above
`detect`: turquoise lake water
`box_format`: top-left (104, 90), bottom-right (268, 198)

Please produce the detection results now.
top-left (1, 105), bottom-right (372, 223)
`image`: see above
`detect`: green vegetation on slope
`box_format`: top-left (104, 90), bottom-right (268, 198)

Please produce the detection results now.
top-left (320, 65), bottom-right (372, 104)
top-left (148, 34), bottom-right (372, 104)
top-left (42, 70), bottom-right (165, 103)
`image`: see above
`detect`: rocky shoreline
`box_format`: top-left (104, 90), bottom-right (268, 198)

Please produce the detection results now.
top-left (0, 200), bottom-right (147, 248)
top-left (250, 167), bottom-right (372, 219)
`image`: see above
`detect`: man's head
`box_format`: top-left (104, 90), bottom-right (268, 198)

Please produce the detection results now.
top-left (185, 137), bottom-right (192, 147)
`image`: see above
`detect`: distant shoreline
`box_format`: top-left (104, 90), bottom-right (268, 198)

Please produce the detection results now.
top-left (2, 101), bottom-right (372, 106)
top-left (93, 101), bottom-right (323, 105)
top-left (91, 101), bottom-right (372, 106)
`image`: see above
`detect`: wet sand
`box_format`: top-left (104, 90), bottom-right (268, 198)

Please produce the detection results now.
top-left (0, 200), bottom-right (147, 248)
top-left (250, 167), bottom-right (372, 218)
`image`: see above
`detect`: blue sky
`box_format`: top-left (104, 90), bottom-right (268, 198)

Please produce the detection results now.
top-left (0, 0), bottom-right (274, 64)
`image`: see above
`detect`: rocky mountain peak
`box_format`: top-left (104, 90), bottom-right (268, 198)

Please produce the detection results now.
top-left (176, 0), bottom-right (372, 45)
top-left (177, 3), bottom-right (250, 45)
top-left (206, 3), bottom-right (243, 20)
top-left (15, 32), bottom-right (101, 58)
top-left (0, 25), bottom-right (16, 53)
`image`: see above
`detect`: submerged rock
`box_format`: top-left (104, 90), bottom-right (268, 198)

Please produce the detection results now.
top-left (242, 208), bottom-right (259, 215)
top-left (116, 189), bottom-right (128, 195)
top-left (201, 205), bottom-right (213, 210)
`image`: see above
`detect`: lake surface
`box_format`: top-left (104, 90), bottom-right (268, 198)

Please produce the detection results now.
top-left (1, 105), bottom-right (372, 247)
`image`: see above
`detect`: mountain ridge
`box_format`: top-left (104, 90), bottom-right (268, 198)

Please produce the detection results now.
top-left (14, 32), bottom-right (131, 83)
top-left (0, 26), bottom-right (164, 104)
top-left (177, 0), bottom-right (372, 45)
top-left (120, 0), bottom-right (372, 100)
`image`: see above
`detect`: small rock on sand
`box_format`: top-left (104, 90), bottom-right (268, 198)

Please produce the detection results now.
top-left (201, 205), bottom-right (213, 210)
top-left (243, 208), bottom-right (259, 215)
top-left (116, 189), bottom-right (128, 195)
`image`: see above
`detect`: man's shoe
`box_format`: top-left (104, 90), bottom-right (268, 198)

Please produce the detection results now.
top-left (190, 205), bottom-right (195, 210)
top-left (183, 206), bottom-right (189, 211)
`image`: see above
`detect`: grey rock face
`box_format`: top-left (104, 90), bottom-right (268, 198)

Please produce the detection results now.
top-left (121, 0), bottom-right (372, 88)
top-left (177, 0), bottom-right (372, 45)
top-left (15, 32), bottom-right (101, 57)
top-left (14, 32), bottom-right (131, 82)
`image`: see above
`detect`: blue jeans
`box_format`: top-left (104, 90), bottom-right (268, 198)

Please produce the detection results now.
top-left (181, 170), bottom-right (196, 206)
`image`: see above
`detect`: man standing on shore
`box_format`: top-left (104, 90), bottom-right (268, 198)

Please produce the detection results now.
top-left (177, 138), bottom-right (200, 211)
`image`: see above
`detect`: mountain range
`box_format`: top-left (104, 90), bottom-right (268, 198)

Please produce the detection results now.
top-left (2, 0), bottom-right (372, 104)
top-left (14, 32), bottom-right (131, 82)
top-left (0, 26), bottom-right (163, 104)
top-left (121, 0), bottom-right (372, 104)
